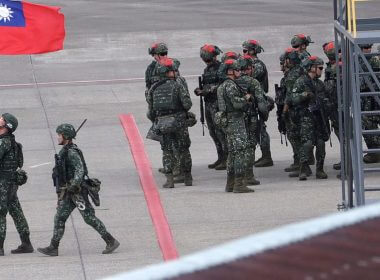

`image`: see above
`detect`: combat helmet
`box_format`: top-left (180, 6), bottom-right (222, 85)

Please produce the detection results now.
top-left (56, 123), bottom-right (76, 140)
top-left (238, 54), bottom-right (254, 70)
top-left (221, 51), bottom-right (239, 62)
top-left (291, 34), bottom-right (314, 48)
top-left (156, 58), bottom-right (178, 76)
top-left (301, 56), bottom-right (324, 71)
top-left (2, 113), bottom-right (18, 133)
top-left (284, 47), bottom-right (301, 64)
top-left (200, 44), bottom-right (222, 62)
top-left (148, 42), bottom-right (168, 56)
top-left (223, 59), bottom-right (240, 73)
top-left (242, 40), bottom-right (264, 54)
top-left (359, 43), bottom-right (373, 49)
top-left (323, 41), bottom-right (338, 61)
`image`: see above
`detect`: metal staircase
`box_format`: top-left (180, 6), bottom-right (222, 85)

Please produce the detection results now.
top-left (334, 0), bottom-right (380, 209)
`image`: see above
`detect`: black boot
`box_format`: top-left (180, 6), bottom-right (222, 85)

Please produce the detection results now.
top-left (11, 235), bottom-right (34, 254)
top-left (208, 158), bottom-right (222, 169)
top-left (299, 163), bottom-right (309, 181)
top-left (254, 149), bottom-right (274, 167)
top-left (225, 174), bottom-right (234, 192)
top-left (333, 162), bottom-right (341, 170)
top-left (102, 233), bottom-right (120, 254)
top-left (316, 160), bottom-right (328, 179)
top-left (233, 176), bottom-right (255, 193)
top-left (163, 174), bottom-right (174, 188)
top-left (184, 172), bottom-right (193, 186)
top-left (245, 169), bottom-right (260, 186)
top-left (37, 240), bottom-right (59, 256)
top-left (308, 149), bottom-right (315, 165)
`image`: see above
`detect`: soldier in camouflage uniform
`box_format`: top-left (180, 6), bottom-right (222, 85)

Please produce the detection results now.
top-left (290, 56), bottom-right (328, 180)
top-left (145, 42), bottom-right (168, 92)
top-left (194, 44), bottom-right (227, 170)
top-left (147, 58), bottom-right (193, 188)
top-left (291, 34), bottom-right (313, 62)
top-left (359, 44), bottom-right (380, 164)
top-left (217, 59), bottom-right (254, 193)
top-left (242, 40), bottom-right (273, 167)
top-left (38, 124), bottom-right (120, 256)
top-left (0, 113), bottom-right (33, 256)
top-left (323, 41), bottom-right (342, 170)
top-left (236, 55), bottom-right (268, 186)
top-left (283, 48), bottom-right (305, 175)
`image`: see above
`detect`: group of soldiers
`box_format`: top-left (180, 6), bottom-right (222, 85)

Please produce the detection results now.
top-left (0, 114), bottom-right (119, 256)
top-left (145, 35), bottom-right (380, 192)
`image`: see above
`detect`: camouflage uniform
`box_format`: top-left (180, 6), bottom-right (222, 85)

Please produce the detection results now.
top-left (236, 72), bottom-right (267, 185)
top-left (148, 62), bottom-right (193, 187)
top-left (324, 62), bottom-right (340, 138)
top-left (217, 61), bottom-right (254, 193)
top-left (0, 133), bottom-right (31, 254)
top-left (38, 124), bottom-right (119, 256)
top-left (202, 60), bottom-right (228, 169)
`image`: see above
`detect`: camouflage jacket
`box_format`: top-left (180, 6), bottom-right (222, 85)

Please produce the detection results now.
top-left (217, 78), bottom-right (248, 115)
top-left (252, 58), bottom-right (269, 93)
top-left (324, 62), bottom-right (339, 113)
top-left (289, 74), bottom-right (315, 109)
top-left (236, 74), bottom-right (268, 118)
top-left (58, 143), bottom-right (86, 189)
top-left (298, 50), bottom-right (311, 61)
top-left (284, 65), bottom-right (304, 106)
top-left (145, 60), bottom-right (159, 90)
top-left (202, 61), bottom-right (222, 103)
top-left (0, 133), bottom-right (21, 175)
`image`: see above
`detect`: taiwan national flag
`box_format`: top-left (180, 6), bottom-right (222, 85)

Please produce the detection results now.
top-left (0, 0), bottom-right (65, 54)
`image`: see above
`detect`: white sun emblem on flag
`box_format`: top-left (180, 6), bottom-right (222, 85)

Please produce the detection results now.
top-left (0, 3), bottom-right (14, 22)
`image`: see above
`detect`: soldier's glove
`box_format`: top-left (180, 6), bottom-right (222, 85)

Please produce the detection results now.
top-left (67, 184), bottom-right (81, 193)
top-left (194, 88), bottom-right (203, 96)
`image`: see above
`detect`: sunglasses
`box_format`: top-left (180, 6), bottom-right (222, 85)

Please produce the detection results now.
top-left (243, 49), bottom-right (248, 53)
top-left (318, 66), bottom-right (324, 70)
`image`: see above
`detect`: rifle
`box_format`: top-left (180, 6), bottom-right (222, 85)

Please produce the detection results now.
top-left (275, 84), bottom-right (287, 144)
top-left (198, 76), bottom-right (205, 136)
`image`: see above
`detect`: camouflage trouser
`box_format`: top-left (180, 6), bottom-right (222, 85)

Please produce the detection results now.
top-left (245, 116), bottom-right (258, 169)
top-left (0, 180), bottom-right (30, 242)
top-left (205, 100), bottom-right (228, 160)
top-left (226, 116), bottom-right (247, 176)
top-left (161, 126), bottom-right (192, 174)
top-left (52, 194), bottom-right (108, 243)
top-left (287, 110), bottom-right (301, 163)
top-left (330, 110), bottom-right (340, 140)
top-left (299, 112), bottom-right (315, 164)
top-left (258, 121), bottom-right (271, 153)
top-left (315, 137), bottom-right (326, 164)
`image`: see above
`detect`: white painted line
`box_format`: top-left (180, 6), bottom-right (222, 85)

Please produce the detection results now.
top-left (29, 162), bottom-right (52, 168)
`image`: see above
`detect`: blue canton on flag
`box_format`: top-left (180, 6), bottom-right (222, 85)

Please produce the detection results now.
top-left (0, 0), bottom-right (25, 27)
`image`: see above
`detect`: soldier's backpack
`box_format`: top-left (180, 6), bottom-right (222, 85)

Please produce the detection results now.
top-left (13, 140), bottom-right (28, 186)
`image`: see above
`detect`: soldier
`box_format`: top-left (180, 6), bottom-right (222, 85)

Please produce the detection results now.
top-left (291, 34), bottom-right (314, 61)
top-left (242, 40), bottom-right (273, 167)
top-left (194, 44), bottom-right (227, 170)
top-left (145, 42), bottom-right (168, 92)
top-left (147, 58), bottom-right (193, 188)
top-left (217, 59), bottom-right (254, 193)
top-left (282, 48), bottom-right (305, 176)
top-left (290, 56), bottom-right (327, 180)
top-left (236, 55), bottom-right (268, 186)
top-left (38, 124), bottom-right (120, 256)
top-left (359, 43), bottom-right (380, 164)
top-left (0, 113), bottom-right (33, 256)
top-left (323, 41), bottom-right (342, 170)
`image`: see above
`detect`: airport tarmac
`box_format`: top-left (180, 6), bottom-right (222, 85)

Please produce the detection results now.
top-left (0, 0), bottom-right (379, 279)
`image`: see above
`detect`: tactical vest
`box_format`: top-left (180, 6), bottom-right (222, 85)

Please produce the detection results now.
top-left (223, 79), bottom-right (244, 113)
top-left (152, 80), bottom-right (181, 113)
top-left (203, 61), bottom-right (221, 103)
top-left (253, 59), bottom-right (269, 93)
top-left (0, 134), bottom-right (22, 172)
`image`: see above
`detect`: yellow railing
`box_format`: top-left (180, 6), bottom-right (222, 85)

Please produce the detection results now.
top-left (348, 0), bottom-right (370, 37)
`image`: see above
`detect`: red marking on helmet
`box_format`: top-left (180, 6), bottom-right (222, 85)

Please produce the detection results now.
top-left (297, 34), bottom-right (306, 39)
top-left (243, 54), bottom-right (252, 60)
top-left (160, 58), bottom-right (173, 67)
top-left (249, 40), bottom-right (258, 45)
top-left (226, 51), bottom-right (238, 58)
top-left (224, 59), bottom-right (235, 65)
top-left (325, 42), bottom-right (335, 51)
top-left (309, 56), bottom-right (318, 61)
top-left (202, 44), bottom-right (215, 53)
top-left (151, 43), bottom-right (158, 49)
top-left (286, 47), bottom-right (295, 53)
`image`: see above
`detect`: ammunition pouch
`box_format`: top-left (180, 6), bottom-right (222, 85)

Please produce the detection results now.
top-left (156, 114), bottom-right (180, 134)
top-left (15, 169), bottom-right (28, 186)
top-left (214, 111), bottom-right (227, 129)
top-left (186, 112), bottom-right (197, 127)
top-left (81, 177), bottom-right (101, 206)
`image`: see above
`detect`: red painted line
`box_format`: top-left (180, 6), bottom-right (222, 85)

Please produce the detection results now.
top-left (119, 114), bottom-right (179, 261)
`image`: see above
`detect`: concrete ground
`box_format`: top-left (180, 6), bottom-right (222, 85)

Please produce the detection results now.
top-left (0, 0), bottom-right (379, 279)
